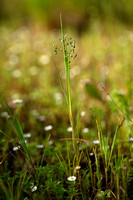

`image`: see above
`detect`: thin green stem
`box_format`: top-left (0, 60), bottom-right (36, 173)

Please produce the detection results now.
top-left (60, 15), bottom-right (77, 154)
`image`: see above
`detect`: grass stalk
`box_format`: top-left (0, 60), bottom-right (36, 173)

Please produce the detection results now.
top-left (3, 97), bottom-right (35, 171)
top-left (94, 147), bottom-right (101, 190)
top-left (60, 15), bottom-right (77, 154)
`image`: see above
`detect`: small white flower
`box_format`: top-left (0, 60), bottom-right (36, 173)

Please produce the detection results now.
top-left (12, 98), bottom-right (23, 104)
top-left (74, 166), bottom-right (81, 173)
top-left (93, 140), bottom-right (100, 144)
top-left (75, 166), bottom-right (81, 170)
top-left (129, 137), bottom-right (133, 142)
top-left (44, 125), bottom-right (53, 131)
top-left (67, 176), bottom-right (76, 181)
top-left (13, 146), bottom-right (21, 151)
top-left (90, 153), bottom-right (94, 156)
top-left (81, 111), bottom-right (86, 117)
top-left (67, 127), bottom-right (73, 132)
top-left (48, 140), bottom-right (54, 146)
top-left (1, 111), bottom-right (9, 118)
top-left (31, 186), bottom-right (37, 192)
top-left (82, 128), bottom-right (89, 133)
top-left (36, 144), bottom-right (44, 149)
top-left (19, 140), bottom-right (27, 144)
top-left (23, 133), bottom-right (31, 138)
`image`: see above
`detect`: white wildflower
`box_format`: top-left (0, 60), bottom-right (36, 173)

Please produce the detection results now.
top-left (67, 176), bottom-right (76, 181)
top-left (1, 111), bottom-right (9, 117)
top-left (36, 144), bottom-right (44, 149)
top-left (19, 140), bottom-right (27, 144)
top-left (48, 140), bottom-right (54, 146)
top-left (129, 137), bottom-right (133, 142)
top-left (82, 128), bottom-right (89, 133)
top-left (93, 140), bottom-right (100, 144)
top-left (13, 146), bottom-right (21, 151)
top-left (67, 127), bottom-right (73, 132)
top-left (75, 166), bottom-right (81, 170)
top-left (23, 133), bottom-right (31, 138)
top-left (31, 186), bottom-right (37, 192)
top-left (12, 98), bottom-right (23, 104)
top-left (44, 125), bottom-right (53, 131)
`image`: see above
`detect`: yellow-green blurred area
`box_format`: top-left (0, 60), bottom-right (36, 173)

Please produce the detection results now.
top-left (1, 0), bottom-right (133, 27)
top-left (1, 0), bottom-right (133, 141)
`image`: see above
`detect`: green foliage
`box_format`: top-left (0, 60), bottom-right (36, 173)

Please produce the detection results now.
top-left (0, 170), bottom-right (27, 200)
top-left (0, 15), bottom-right (133, 200)
top-left (2, 97), bottom-right (34, 169)
top-left (2, 0), bottom-right (133, 27)
top-left (85, 82), bottom-right (102, 101)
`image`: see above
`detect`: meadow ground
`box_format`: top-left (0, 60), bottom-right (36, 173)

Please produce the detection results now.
top-left (0, 20), bottom-right (133, 199)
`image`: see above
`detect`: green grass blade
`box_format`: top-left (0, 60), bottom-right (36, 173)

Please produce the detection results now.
top-left (3, 97), bottom-right (20, 138)
top-left (95, 152), bottom-right (101, 190)
top-left (108, 125), bottom-right (118, 169)
top-left (0, 178), bottom-right (10, 200)
top-left (16, 119), bottom-right (34, 167)
top-left (60, 15), bottom-right (71, 113)
top-left (16, 119), bottom-right (28, 153)
top-left (56, 152), bottom-right (68, 175)
top-left (16, 170), bottom-right (27, 200)
top-left (3, 97), bottom-right (34, 168)
top-left (0, 130), bottom-right (30, 164)
top-left (60, 15), bottom-right (76, 153)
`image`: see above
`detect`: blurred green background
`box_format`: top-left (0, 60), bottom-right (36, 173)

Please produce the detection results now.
top-left (1, 0), bottom-right (133, 140)
top-left (1, 0), bottom-right (133, 29)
